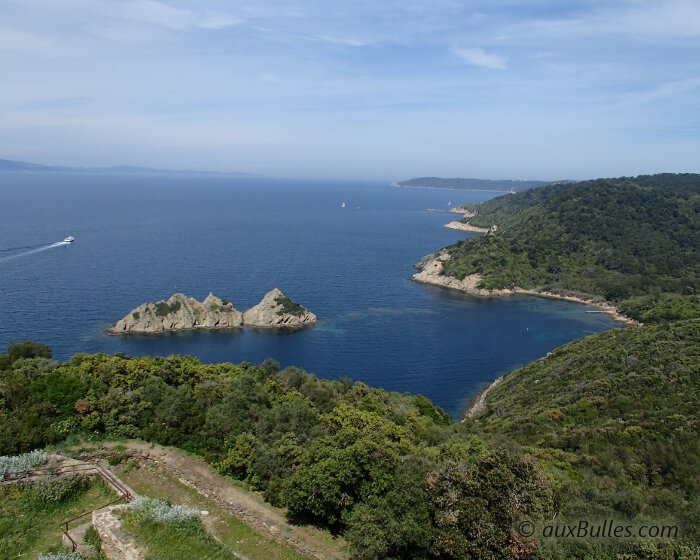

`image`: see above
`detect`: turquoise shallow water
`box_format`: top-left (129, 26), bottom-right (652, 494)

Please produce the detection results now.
top-left (0, 173), bottom-right (619, 417)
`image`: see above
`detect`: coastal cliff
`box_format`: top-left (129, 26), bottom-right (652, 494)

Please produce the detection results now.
top-left (412, 251), bottom-right (509, 296)
top-left (243, 288), bottom-right (317, 328)
top-left (107, 293), bottom-right (243, 334)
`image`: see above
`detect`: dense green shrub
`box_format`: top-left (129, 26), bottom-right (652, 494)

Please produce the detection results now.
top-left (155, 300), bottom-right (182, 317)
top-left (0, 340), bottom-right (52, 369)
top-left (274, 295), bottom-right (306, 316)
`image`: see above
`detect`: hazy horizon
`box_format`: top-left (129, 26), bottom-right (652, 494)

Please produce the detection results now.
top-left (2, 0), bottom-right (700, 180)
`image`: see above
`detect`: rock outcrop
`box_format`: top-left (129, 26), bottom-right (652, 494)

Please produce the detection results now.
top-left (444, 221), bottom-right (497, 233)
top-left (412, 250), bottom-right (511, 296)
top-left (108, 293), bottom-right (243, 334)
top-left (449, 207), bottom-right (477, 217)
top-left (93, 505), bottom-right (145, 560)
top-left (413, 251), bottom-right (639, 325)
top-left (243, 288), bottom-right (317, 328)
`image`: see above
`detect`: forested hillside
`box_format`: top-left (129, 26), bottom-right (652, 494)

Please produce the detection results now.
top-left (442, 174), bottom-right (700, 322)
top-left (470, 318), bottom-right (699, 558)
top-left (2, 337), bottom-right (698, 559)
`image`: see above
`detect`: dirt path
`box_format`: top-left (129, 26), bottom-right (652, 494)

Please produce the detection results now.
top-left (88, 441), bottom-right (346, 560)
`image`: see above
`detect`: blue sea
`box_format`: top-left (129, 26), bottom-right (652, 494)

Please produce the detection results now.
top-left (0, 173), bottom-right (619, 417)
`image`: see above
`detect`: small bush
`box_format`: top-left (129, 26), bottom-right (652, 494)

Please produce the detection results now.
top-left (274, 295), bottom-right (305, 317)
top-left (38, 553), bottom-right (84, 560)
top-left (34, 476), bottom-right (90, 503)
top-left (0, 449), bottom-right (49, 479)
top-left (155, 300), bottom-right (182, 317)
top-left (107, 451), bottom-right (129, 466)
top-left (83, 524), bottom-right (105, 558)
top-left (129, 496), bottom-right (199, 525)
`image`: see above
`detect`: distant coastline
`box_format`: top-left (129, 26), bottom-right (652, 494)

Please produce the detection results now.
top-left (0, 157), bottom-right (246, 176)
top-left (392, 183), bottom-right (513, 193)
top-left (392, 176), bottom-right (551, 192)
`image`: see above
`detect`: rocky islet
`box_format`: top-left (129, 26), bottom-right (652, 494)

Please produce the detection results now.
top-left (108, 289), bottom-right (317, 334)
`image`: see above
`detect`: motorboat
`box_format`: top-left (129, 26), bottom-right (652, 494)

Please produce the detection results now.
top-left (64, 236), bottom-right (75, 243)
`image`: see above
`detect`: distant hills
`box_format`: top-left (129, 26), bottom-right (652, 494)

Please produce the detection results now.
top-left (395, 176), bottom-right (554, 191)
top-left (0, 158), bottom-right (245, 176)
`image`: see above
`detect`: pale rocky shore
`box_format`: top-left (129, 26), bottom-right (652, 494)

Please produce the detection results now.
top-left (108, 289), bottom-right (317, 335)
top-left (443, 221), bottom-right (493, 234)
top-left (465, 376), bottom-right (503, 419)
top-left (449, 207), bottom-right (477, 217)
top-left (412, 251), bottom-right (639, 325)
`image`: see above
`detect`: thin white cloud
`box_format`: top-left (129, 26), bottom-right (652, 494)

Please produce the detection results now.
top-left (0, 27), bottom-right (64, 55)
top-left (453, 47), bottom-right (506, 70)
top-left (620, 0), bottom-right (700, 39)
top-left (604, 77), bottom-right (700, 112)
top-left (316, 35), bottom-right (370, 47)
top-left (104, 0), bottom-right (239, 31)
top-left (114, 1), bottom-right (194, 30)
top-left (198, 12), bottom-right (242, 30)
top-left (507, 0), bottom-right (700, 41)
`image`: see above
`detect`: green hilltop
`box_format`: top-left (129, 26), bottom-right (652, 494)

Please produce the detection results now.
top-left (442, 173), bottom-right (700, 322)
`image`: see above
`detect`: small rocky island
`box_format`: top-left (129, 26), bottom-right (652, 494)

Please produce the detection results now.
top-left (107, 293), bottom-right (243, 334)
top-left (243, 288), bottom-right (318, 328)
top-left (107, 289), bottom-right (316, 334)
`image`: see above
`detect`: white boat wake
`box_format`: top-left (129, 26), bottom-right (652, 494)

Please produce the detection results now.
top-left (0, 239), bottom-right (73, 263)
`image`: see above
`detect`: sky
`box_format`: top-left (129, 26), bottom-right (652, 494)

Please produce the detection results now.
top-left (1, 0), bottom-right (700, 180)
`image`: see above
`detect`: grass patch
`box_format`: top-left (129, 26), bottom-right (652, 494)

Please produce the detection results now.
top-left (122, 516), bottom-right (231, 560)
top-left (0, 476), bottom-right (114, 558)
top-left (83, 524), bottom-right (106, 559)
top-left (117, 462), bottom-right (311, 560)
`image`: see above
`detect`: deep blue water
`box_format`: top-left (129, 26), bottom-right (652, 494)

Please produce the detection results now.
top-left (0, 173), bottom-right (619, 417)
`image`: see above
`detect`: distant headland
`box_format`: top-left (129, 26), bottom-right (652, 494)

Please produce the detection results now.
top-left (412, 173), bottom-right (700, 325)
top-left (392, 176), bottom-right (554, 192)
top-left (107, 289), bottom-right (317, 335)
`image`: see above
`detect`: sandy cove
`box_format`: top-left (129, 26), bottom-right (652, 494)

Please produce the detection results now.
top-left (412, 250), bottom-right (639, 326)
